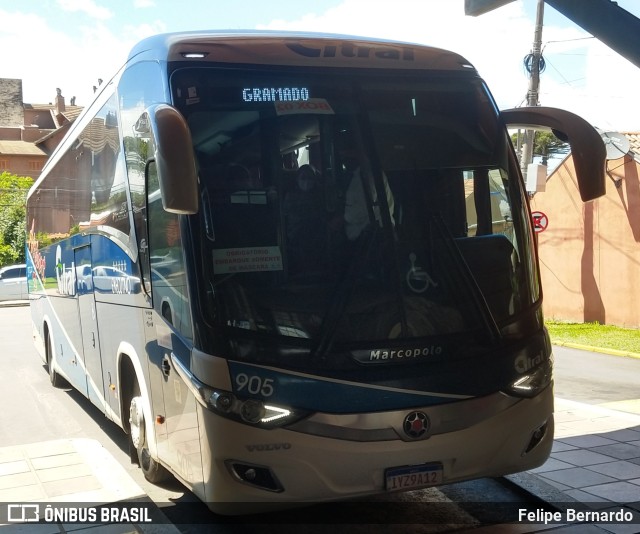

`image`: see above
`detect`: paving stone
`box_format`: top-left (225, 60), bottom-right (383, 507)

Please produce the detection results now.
top-left (552, 449), bottom-right (620, 467)
top-left (590, 443), bottom-right (640, 461)
top-left (581, 481), bottom-right (640, 503)
top-left (586, 460), bottom-right (640, 480)
top-left (539, 467), bottom-right (617, 488)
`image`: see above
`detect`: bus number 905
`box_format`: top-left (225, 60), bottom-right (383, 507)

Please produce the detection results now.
top-left (235, 373), bottom-right (275, 397)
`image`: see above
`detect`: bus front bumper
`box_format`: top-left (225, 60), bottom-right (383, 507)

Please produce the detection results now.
top-left (194, 386), bottom-right (553, 514)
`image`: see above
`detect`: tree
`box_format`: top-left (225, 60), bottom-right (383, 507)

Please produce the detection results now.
top-left (512, 131), bottom-right (570, 165)
top-left (0, 172), bottom-right (33, 265)
top-left (533, 131), bottom-right (570, 165)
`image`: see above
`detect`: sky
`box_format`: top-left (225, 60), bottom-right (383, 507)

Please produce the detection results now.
top-left (1, 0), bottom-right (640, 132)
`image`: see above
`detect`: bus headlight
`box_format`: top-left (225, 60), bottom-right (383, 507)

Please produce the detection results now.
top-left (205, 388), bottom-right (306, 428)
top-left (210, 391), bottom-right (234, 413)
top-left (171, 352), bottom-right (308, 428)
top-left (506, 359), bottom-right (553, 398)
top-left (240, 399), bottom-right (266, 423)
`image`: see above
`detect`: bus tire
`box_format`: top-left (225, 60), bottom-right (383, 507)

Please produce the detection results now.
top-left (128, 381), bottom-right (170, 484)
top-left (46, 329), bottom-right (64, 388)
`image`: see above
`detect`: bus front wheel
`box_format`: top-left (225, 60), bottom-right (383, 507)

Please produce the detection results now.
top-left (128, 384), bottom-right (170, 483)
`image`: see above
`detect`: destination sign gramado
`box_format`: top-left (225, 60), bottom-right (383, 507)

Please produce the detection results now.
top-left (242, 86), bottom-right (310, 102)
top-left (240, 86), bottom-right (337, 116)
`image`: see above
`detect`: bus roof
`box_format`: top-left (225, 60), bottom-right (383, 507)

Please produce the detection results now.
top-left (128, 30), bottom-right (477, 73)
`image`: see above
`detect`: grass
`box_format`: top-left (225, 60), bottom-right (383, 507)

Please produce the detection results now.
top-left (545, 321), bottom-right (640, 354)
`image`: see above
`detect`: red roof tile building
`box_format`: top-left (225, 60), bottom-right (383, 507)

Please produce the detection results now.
top-left (0, 79), bottom-right (83, 180)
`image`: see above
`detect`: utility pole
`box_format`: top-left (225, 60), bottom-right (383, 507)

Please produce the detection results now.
top-left (521, 0), bottom-right (545, 178)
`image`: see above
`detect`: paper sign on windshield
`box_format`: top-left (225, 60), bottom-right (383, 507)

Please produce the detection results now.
top-left (213, 246), bottom-right (283, 274)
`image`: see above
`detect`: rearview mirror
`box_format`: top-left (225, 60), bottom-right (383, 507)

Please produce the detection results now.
top-left (145, 104), bottom-right (199, 214)
top-left (501, 106), bottom-right (606, 202)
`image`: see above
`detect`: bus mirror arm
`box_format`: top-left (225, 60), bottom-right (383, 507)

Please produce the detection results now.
top-left (147, 104), bottom-right (199, 214)
top-left (501, 106), bottom-right (606, 202)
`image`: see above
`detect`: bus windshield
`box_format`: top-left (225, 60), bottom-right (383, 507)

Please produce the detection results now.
top-left (171, 68), bottom-right (536, 356)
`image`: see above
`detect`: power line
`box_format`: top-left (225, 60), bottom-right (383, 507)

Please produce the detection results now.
top-left (544, 36), bottom-right (595, 46)
top-left (542, 56), bottom-right (576, 87)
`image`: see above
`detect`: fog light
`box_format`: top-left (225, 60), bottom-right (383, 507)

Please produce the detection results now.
top-left (227, 461), bottom-right (283, 492)
top-left (524, 421), bottom-right (548, 454)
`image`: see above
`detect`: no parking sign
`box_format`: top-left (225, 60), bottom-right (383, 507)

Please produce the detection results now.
top-left (531, 211), bottom-right (548, 233)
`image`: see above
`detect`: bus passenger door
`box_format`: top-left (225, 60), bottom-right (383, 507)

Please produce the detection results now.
top-left (74, 245), bottom-right (105, 408)
top-left (152, 262), bottom-right (203, 489)
top-left (145, 290), bottom-right (202, 488)
top-left (160, 329), bottom-right (202, 487)
top-left (139, 161), bottom-right (203, 491)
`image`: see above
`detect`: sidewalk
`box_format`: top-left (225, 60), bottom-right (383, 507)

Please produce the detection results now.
top-left (492, 397), bottom-right (640, 533)
top-left (0, 438), bottom-right (179, 533)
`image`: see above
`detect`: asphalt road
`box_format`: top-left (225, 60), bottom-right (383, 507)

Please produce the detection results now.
top-left (552, 344), bottom-right (640, 407)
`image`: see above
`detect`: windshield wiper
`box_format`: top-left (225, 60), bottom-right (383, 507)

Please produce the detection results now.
top-left (429, 215), bottom-right (501, 343)
top-left (311, 226), bottom-right (379, 359)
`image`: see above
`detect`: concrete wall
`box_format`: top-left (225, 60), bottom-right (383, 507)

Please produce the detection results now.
top-left (532, 154), bottom-right (640, 327)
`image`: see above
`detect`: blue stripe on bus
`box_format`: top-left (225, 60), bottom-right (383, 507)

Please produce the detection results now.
top-left (227, 361), bottom-right (469, 413)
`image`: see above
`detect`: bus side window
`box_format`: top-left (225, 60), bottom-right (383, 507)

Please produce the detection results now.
top-left (147, 162), bottom-right (193, 341)
top-left (119, 60), bottom-right (168, 299)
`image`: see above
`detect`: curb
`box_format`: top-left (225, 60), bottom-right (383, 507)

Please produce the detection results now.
top-left (552, 341), bottom-right (640, 360)
top-left (0, 300), bottom-right (29, 308)
top-left (504, 471), bottom-right (580, 513)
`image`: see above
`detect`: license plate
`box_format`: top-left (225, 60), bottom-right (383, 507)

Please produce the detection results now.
top-left (385, 463), bottom-right (443, 492)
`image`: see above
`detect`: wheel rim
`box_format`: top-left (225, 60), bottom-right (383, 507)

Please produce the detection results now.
top-left (129, 396), bottom-right (145, 450)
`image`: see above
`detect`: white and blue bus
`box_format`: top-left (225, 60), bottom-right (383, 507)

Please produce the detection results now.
top-left (26, 31), bottom-right (605, 513)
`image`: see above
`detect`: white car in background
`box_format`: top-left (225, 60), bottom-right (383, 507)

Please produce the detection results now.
top-left (0, 264), bottom-right (28, 301)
